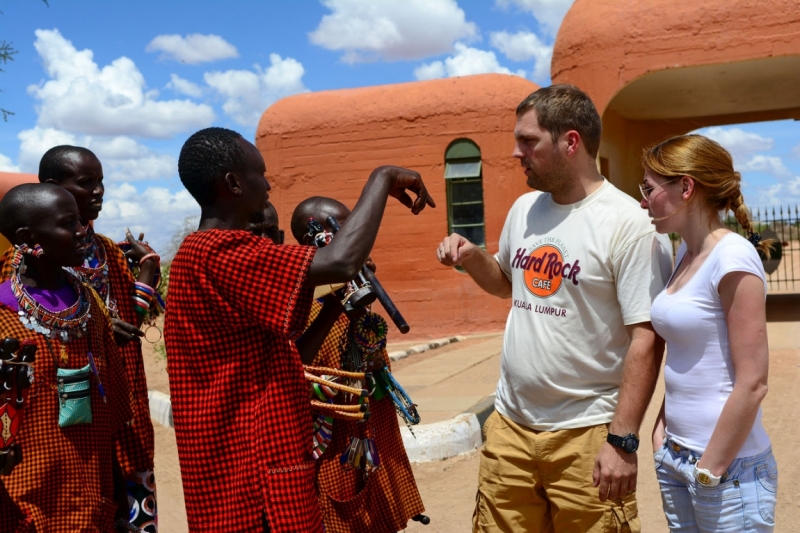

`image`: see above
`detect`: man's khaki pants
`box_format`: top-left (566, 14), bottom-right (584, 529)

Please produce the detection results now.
top-left (473, 411), bottom-right (639, 533)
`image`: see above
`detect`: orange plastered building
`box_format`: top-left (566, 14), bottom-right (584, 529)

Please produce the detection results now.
top-left (256, 74), bottom-right (539, 339)
top-left (0, 172), bottom-right (39, 251)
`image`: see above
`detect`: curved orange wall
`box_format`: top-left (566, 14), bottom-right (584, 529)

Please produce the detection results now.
top-left (257, 74), bottom-right (539, 339)
top-left (0, 172), bottom-right (39, 250)
top-left (552, 0), bottom-right (800, 114)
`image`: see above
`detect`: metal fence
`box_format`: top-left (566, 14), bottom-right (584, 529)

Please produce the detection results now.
top-left (669, 205), bottom-right (800, 293)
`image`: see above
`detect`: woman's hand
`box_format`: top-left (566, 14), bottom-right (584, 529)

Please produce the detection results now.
top-left (112, 318), bottom-right (144, 346)
top-left (124, 229), bottom-right (153, 263)
top-left (695, 457), bottom-right (729, 478)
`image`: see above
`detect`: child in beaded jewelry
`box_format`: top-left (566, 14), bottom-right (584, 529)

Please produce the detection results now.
top-left (0, 183), bottom-right (135, 532)
top-left (290, 196), bottom-right (426, 533)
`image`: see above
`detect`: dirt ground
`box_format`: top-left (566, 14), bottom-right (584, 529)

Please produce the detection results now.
top-left (143, 322), bottom-right (800, 533)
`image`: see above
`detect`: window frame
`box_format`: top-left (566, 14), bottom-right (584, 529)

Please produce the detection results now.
top-left (444, 139), bottom-right (486, 250)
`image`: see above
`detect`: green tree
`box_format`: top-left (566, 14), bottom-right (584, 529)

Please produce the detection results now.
top-left (1, 40), bottom-right (18, 121)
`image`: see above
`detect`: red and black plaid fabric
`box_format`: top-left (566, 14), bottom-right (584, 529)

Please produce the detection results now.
top-left (0, 249), bottom-right (15, 281)
top-left (0, 235), bottom-right (155, 475)
top-left (0, 288), bottom-right (134, 532)
top-left (91, 234), bottom-right (155, 474)
top-left (309, 303), bottom-right (425, 533)
top-left (164, 229), bottom-right (322, 533)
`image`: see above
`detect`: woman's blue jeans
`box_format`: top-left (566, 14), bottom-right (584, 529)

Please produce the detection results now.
top-left (653, 439), bottom-right (778, 532)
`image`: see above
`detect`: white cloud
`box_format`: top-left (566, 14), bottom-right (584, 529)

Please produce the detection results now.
top-left (785, 176), bottom-right (800, 197)
top-left (28, 29), bottom-right (215, 139)
top-left (146, 33), bottom-right (239, 65)
top-left (309, 0), bottom-right (478, 63)
top-left (167, 74), bottom-right (204, 98)
top-left (18, 127), bottom-right (176, 183)
top-left (490, 30), bottom-right (552, 81)
top-left (741, 155), bottom-right (793, 179)
top-left (495, 0), bottom-right (575, 37)
top-left (95, 183), bottom-right (200, 251)
top-left (0, 154), bottom-right (21, 173)
top-left (17, 127), bottom-right (75, 171)
top-left (413, 62), bottom-right (446, 80)
top-left (205, 54), bottom-right (308, 127)
top-left (703, 126), bottom-right (774, 164)
top-left (414, 43), bottom-right (526, 80)
top-left (747, 179), bottom-right (800, 208)
top-left (749, 183), bottom-right (785, 208)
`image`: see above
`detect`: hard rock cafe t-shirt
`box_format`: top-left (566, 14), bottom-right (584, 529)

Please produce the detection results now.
top-left (494, 180), bottom-right (673, 431)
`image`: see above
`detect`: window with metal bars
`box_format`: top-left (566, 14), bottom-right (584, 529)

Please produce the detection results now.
top-left (445, 139), bottom-right (485, 247)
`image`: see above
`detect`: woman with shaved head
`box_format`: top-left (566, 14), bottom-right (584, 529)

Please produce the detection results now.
top-left (0, 183), bottom-right (136, 532)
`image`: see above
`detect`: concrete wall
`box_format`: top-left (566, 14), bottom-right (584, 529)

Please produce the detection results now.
top-left (256, 74), bottom-right (539, 339)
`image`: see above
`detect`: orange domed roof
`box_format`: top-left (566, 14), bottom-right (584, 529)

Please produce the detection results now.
top-left (257, 74), bottom-right (538, 136)
top-left (552, 0), bottom-right (800, 113)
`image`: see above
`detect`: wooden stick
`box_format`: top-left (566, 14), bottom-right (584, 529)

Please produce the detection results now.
top-left (311, 400), bottom-right (367, 413)
top-left (303, 365), bottom-right (370, 380)
top-left (305, 372), bottom-right (367, 397)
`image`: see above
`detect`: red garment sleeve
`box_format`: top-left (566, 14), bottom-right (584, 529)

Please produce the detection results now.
top-left (208, 231), bottom-right (316, 340)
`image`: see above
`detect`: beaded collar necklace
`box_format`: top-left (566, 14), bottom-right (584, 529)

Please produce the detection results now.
top-left (70, 224), bottom-right (109, 300)
top-left (10, 248), bottom-right (91, 342)
top-left (66, 224), bottom-right (118, 317)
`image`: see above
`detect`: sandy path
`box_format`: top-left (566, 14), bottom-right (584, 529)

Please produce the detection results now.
top-left (147, 322), bottom-right (799, 532)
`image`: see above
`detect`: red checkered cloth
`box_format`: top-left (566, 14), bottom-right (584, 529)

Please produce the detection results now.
top-left (164, 229), bottom-right (322, 533)
top-left (308, 302), bottom-right (425, 533)
top-left (1, 236), bottom-right (155, 475)
top-left (92, 234), bottom-right (155, 473)
top-left (0, 287), bottom-right (134, 532)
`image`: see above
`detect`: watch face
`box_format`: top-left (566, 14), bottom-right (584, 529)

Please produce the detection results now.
top-left (697, 472), bottom-right (711, 485)
top-left (623, 436), bottom-right (639, 453)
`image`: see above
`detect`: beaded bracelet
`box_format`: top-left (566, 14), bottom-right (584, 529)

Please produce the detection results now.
top-left (139, 253), bottom-right (160, 267)
top-left (133, 282), bottom-right (155, 317)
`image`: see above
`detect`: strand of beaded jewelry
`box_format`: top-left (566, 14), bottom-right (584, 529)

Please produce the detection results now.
top-left (67, 224), bottom-right (117, 318)
top-left (10, 247), bottom-right (91, 341)
top-left (117, 240), bottom-right (166, 343)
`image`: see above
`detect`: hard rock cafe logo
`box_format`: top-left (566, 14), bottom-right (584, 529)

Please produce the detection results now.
top-left (512, 244), bottom-right (581, 298)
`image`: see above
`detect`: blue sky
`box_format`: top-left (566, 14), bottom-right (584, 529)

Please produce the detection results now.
top-left (1, 0), bottom-right (798, 250)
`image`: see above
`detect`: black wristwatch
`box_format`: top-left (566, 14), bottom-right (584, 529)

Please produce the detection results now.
top-left (606, 432), bottom-right (639, 453)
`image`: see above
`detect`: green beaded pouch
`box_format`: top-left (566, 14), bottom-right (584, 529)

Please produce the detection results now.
top-left (57, 365), bottom-right (93, 428)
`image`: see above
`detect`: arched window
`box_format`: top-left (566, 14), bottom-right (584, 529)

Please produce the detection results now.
top-left (445, 139), bottom-right (485, 247)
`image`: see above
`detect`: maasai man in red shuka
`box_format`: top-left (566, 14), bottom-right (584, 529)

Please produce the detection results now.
top-left (164, 127), bottom-right (434, 533)
top-left (0, 184), bottom-right (135, 532)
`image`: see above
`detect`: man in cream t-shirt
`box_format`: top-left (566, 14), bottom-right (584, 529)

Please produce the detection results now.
top-left (436, 85), bottom-right (672, 533)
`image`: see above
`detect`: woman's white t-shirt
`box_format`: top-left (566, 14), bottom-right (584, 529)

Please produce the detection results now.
top-left (650, 232), bottom-right (771, 457)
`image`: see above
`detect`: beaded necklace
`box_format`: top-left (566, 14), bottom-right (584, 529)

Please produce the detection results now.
top-left (67, 225), bottom-right (117, 317)
top-left (10, 248), bottom-right (91, 342)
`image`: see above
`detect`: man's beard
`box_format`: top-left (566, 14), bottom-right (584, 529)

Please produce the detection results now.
top-left (524, 154), bottom-right (571, 195)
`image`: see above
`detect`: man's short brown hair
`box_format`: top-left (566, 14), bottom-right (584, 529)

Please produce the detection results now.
top-left (516, 85), bottom-right (602, 158)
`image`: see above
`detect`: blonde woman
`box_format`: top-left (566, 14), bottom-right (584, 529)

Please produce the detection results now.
top-left (641, 134), bottom-right (777, 532)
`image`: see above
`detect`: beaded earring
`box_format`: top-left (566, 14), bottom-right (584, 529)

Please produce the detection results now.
top-left (17, 244), bottom-right (44, 258)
